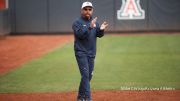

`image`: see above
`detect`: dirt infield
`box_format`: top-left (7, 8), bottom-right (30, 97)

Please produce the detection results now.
top-left (0, 90), bottom-right (179, 101)
top-left (0, 35), bottom-right (179, 101)
top-left (0, 35), bottom-right (73, 75)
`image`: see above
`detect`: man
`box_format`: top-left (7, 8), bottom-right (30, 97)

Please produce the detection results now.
top-left (72, 1), bottom-right (108, 101)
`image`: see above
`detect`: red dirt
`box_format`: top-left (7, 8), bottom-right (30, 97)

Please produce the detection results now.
top-left (0, 35), bottom-right (179, 101)
top-left (0, 35), bottom-right (73, 75)
top-left (0, 90), bottom-right (179, 101)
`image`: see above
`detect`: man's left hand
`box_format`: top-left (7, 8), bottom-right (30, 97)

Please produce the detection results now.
top-left (100, 21), bottom-right (108, 30)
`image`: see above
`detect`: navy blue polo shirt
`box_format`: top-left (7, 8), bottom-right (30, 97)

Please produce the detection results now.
top-left (72, 17), bottom-right (104, 57)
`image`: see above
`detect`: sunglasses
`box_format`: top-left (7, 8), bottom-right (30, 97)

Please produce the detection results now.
top-left (83, 8), bottom-right (92, 11)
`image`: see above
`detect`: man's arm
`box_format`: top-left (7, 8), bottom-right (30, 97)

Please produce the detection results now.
top-left (96, 21), bottom-right (108, 38)
top-left (96, 23), bottom-right (104, 38)
top-left (72, 21), bottom-right (90, 39)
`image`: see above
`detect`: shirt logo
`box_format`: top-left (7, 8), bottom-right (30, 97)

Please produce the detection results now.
top-left (117, 0), bottom-right (145, 20)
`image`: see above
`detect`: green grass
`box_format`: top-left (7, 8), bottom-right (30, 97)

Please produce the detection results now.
top-left (0, 34), bottom-right (180, 93)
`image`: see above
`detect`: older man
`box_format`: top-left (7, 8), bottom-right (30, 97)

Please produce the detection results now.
top-left (72, 1), bottom-right (108, 101)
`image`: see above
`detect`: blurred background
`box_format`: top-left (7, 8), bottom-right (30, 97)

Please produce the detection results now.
top-left (0, 0), bottom-right (180, 35)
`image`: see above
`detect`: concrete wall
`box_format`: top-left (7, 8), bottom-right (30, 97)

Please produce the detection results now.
top-left (0, 10), bottom-right (10, 35)
top-left (8, 0), bottom-right (180, 34)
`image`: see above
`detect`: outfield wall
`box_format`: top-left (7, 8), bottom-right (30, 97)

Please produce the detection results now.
top-left (0, 10), bottom-right (10, 35)
top-left (4, 0), bottom-right (180, 34)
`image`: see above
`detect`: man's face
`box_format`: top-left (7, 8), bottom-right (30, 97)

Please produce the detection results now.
top-left (81, 6), bottom-right (93, 19)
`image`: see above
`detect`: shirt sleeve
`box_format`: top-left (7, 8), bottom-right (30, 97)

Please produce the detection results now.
top-left (72, 21), bottom-right (90, 39)
top-left (96, 23), bottom-right (104, 38)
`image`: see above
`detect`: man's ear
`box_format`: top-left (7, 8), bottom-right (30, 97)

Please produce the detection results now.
top-left (80, 9), bottom-right (83, 13)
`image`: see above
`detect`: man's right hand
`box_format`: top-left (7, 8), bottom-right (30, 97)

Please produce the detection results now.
top-left (90, 17), bottom-right (97, 28)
